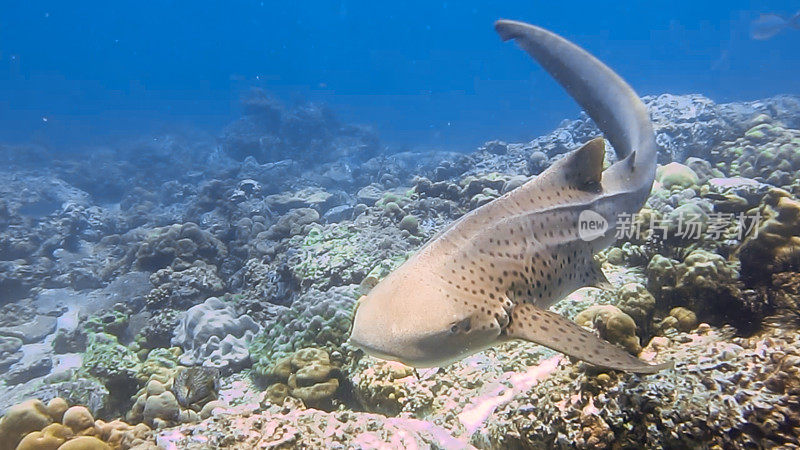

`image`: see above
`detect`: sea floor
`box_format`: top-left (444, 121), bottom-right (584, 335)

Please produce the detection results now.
top-left (1, 92), bottom-right (800, 449)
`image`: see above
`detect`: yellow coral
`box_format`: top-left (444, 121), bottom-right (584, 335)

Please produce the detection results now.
top-left (263, 347), bottom-right (341, 410)
top-left (575, 305), bottom-right (642, 354)
top-left (740, 189), bottom-right (800, 279)
top-left (0, 399), bottom-right (52, 450)
top-left (15, 423), bottom-right (72, 450)
top-left (45, 398), bottom-right (69, 423)
top-left (56, 436), bottom-right (112, 450)
top-left (62, 406), bottom-right (94, 435)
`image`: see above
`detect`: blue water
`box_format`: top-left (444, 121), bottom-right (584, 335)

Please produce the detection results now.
top-left (1, 0), bottom-right (799, 150)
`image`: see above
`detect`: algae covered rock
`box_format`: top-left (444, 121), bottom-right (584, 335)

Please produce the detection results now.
top-left (82, 302), bottom-right (131, 338)
top-left (398, 214), bottom-right (419, 235)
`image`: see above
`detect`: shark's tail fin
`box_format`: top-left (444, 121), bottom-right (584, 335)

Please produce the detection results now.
top-left (790, 10), bottom-right (800, 28)
top-left (495, 20), bottom-right (657, 186)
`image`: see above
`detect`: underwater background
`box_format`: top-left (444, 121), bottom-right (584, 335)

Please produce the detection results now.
top-left (2, 0), bottom-right (800, 149)
top-left (1, 1), bottom-right (800, 449)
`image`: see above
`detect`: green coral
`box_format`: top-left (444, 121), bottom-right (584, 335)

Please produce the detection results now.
top-left (83, 303), bottom-right (131, 338)
top-left (79, 333), bottom-right (143, 411)
top-left (289, 224), bottom-right (367, 290)
top-left (289, 222), bottom-right (412, 290)
top-left (250, 285), bottom-right (359, 376)
top-left (398, 215), bottom-right (419, 235)
top-left (80, 333), bottom-right (141, 384)
top-left (137, 347), bottom-right (182, 385)
top-left (714, 123), bottom-right (800, 190)
top-left (656, 162), bottom-right (699, 190)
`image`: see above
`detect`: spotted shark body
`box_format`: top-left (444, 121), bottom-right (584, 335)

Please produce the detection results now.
top-left (349, 20), bottom-right (672, 373)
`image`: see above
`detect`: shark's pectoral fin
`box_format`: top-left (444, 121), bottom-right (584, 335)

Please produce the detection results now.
top-left (503, 303), bottom-right (672, 374)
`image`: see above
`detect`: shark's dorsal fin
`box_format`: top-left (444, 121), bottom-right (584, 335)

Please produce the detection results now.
top-left (563, 137), bottom-right (605, 191)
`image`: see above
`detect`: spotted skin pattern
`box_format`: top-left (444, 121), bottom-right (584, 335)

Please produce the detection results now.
top-left (349, 21), bottom-right (671, 373)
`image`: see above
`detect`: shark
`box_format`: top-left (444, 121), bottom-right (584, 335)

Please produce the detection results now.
top-left (348, 19), bottom-right (673, 373)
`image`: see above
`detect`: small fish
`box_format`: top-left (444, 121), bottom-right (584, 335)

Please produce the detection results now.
top-left (349, 20), bottom-right (673, 374)
top-left (750, 11), bottom-right (800, 40)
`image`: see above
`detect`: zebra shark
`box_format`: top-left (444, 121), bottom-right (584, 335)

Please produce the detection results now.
top-left (348, 20), bottom-right (672, 373)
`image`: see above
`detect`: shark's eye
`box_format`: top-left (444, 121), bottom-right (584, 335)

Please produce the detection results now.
top-left (449, 318), bottom-right (471, 335)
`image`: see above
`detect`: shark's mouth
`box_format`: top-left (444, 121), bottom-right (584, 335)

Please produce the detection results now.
top-left (348, 336), bottom-right (408, 364)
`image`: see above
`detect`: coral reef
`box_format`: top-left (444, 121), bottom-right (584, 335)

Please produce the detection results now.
top-left (221, 88), bottom-right (380, 165)
top-left (250, 285), bottom-right (358, 375)
top-left (0, 398), bottom-right (150, 450)
top-left (287, 221), bottom-right (412, 291)
top-left (655, 162), bottom-right (699, 190)
top-left (144, 260), bottom-right (224, 310)
top-left (713, 120), bottom-right (800, 191)
top-left (171, 297), bottom-right (260, 373)
top-left (261, 347), bottom-right (341, 409)
top-left (133, 223), bottom-right (227, 272)
top-left (739, 189), bottom-right (800, 281)
top-left (79, 333), bottom-right (142, 413)
top-left (2, 93), bottom-right (800, 449)
top-left (646, 249), bottom-right (754, 330)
